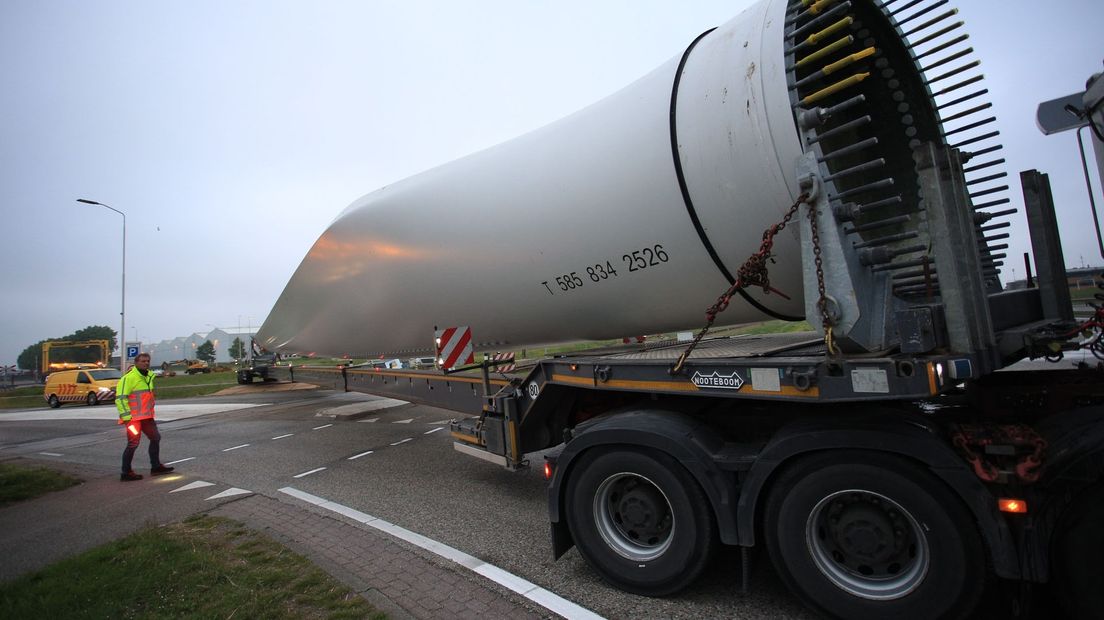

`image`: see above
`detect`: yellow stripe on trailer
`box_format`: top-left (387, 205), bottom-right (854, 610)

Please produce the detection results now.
top-left (451, 431), bottom-right (481, 445)
top-left (552, 374), bottom-right (700, 393)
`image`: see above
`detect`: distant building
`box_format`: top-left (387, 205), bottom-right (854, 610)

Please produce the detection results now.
top-left (1004, 266), bottom-right (1102, 291)
top-left (147, 328), bottom-right (257, 365)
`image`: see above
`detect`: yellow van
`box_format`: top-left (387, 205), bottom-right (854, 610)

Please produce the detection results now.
top-left (43, 368), bottom-right (122, 408)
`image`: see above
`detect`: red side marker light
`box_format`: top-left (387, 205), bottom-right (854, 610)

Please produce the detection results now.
top-left (128, 424), bottom-right (140, 436)
top-left (998, 498), bottom-right (1027, 514)
top-left (543, 462), bottom-right (553, 480)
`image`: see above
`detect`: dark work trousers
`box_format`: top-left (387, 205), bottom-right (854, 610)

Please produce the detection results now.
top-left (121, 418), bottom-right (161, 473)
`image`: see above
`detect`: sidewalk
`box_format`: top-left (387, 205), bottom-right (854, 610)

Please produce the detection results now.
top-left (0, 458), bottom-right (554, 619)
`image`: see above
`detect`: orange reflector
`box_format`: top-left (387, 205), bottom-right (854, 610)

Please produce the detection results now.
top-left (543, 462), bottom-right (553, 480)
top-left (570, 364), bottom-right (578, 371)
top-left (998, 498), bottom-right (1028, 514)
top-left (127, 423), bottom-right (140, 436)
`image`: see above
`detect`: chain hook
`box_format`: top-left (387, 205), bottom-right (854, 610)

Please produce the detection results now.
top-left (671, 192), bottom-right (811, 375)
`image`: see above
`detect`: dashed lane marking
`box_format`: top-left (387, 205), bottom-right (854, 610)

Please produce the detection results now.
top-left (359, 418), bottom-right (379, 423)
top-left (278, 487), bottom-right (604, 620)
top-left (312, 424), bottom-right (333, 430)
top-left (170, 480), bottom-right (215, 493)
top-left (293, 467), bottom-right (327, 478)
top-left (424, 427), bottom-right (445, 435)
top-left (206, 487), bottom-right (252, 500)
top-left (272, 433), bottom-right (294, 440)
top-left (430, 419), bottom-right (451, 425)
top-left (38, 452), bottom-right (63, 456)
top-left (222, 444), bottom-right (251, 452)
top-left (165, 457), bottom-right (196, 465)
top-left (348, 450), bottom-right (374, 460)
top-left (389, 438), bottom-right (413, 446)
top-left (393, 418), bottom-right (414, 424)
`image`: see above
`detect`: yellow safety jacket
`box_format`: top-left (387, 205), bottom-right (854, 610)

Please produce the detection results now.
top-left (115, 367), bottom-right (156, 424)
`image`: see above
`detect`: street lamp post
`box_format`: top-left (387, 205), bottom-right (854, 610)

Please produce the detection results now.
top-left (78, 198), bottom-right (126, 373)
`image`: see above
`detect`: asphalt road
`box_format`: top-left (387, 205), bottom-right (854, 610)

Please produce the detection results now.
top-left (0, 387), bottom-right (814, 620)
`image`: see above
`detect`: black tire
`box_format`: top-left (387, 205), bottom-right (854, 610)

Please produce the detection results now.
top-left (763, 451), bottom-right (986, 620)
top-left (564, 447), bottom-right (717, 596)
top-left (1051, 482), bottom-right (1104, 619)
top-left (86, 392), bottom-right (98, 406)
top-left (47, 394), bottom-right (60, 409)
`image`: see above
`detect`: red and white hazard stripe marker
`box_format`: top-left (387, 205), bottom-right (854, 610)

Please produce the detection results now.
top-left (435, 326), bottom-right (475, 370)
top-left (490, 352), bottom-right (516, 373)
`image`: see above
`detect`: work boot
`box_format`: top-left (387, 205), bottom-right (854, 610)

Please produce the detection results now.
top-left (121, 471), bottom-right (143, 481)
top-left (150, 465), bottom-right (175, 476)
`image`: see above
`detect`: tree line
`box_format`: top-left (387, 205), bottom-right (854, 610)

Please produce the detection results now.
top-left (17, 325), bottom-right (116, 371)
top-left (18, 326), bottom-right (248, 370)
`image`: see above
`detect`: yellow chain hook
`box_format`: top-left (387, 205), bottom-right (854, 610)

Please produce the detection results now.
top-left (824, 325), bottom-right (839, 357)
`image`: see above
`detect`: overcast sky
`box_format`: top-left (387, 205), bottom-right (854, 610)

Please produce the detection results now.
top-left (1, 0), bottom-right (1100, 367)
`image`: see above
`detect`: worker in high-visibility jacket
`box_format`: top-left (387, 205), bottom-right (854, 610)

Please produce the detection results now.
top-left (115, 352), bottom-right (174, 481)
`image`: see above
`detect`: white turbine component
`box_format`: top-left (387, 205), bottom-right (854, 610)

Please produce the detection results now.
top-left (259, 0), bottom-right (808, 357)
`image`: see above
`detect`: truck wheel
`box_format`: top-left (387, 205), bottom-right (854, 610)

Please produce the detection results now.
top-left (86, 392), bottom-right (98, 406)
top-left (47, 395), bottom-right (60, 409)
top-left (564, 447), bottom-right (716, 596)
top-left (236, 371), bottom-right (250, 385)
top-left (763, 451), bottom-right (985, 620)
top-left (1051, 482), bottom-right (1104, 619)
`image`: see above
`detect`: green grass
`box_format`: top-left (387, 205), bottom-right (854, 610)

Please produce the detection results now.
top-left (0, 462), bottom-right (82, 507)
top-left (728, 320), bottom-right (815, 335)
top-left (0, 514), bottom-right (385, 619)
top-left (0, 371), bottom-right (239, 410)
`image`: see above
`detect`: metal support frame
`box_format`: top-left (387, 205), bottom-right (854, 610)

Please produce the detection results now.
top-left (914, 143), bottom-right (999, 373)
top-left (1020, 170), bottom-right (1075, 323)
top-left (796, 151), bottom-right (895, 352)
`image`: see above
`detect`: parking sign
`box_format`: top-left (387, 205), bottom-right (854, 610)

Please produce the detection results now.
top-left (126, 343), bottom-right (141, 359)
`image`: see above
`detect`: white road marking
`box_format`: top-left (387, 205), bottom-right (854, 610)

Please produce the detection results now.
top-left (38, 452), bottom-right (62, 456)
top-left (390, 438), bottom-right (413, 446)
top-left (317, 399), bottom-right (409, 417)
top-left (393, 418), bottom-right (414, 424)
top-left (165, 457), bottom-right (196, 465)
top-left (424, 427), bottom-right (445, 435)
top-left (278, 487), bottom-right (604, 620)
top-left (222, 444), bottom-right (250, 452)
top-left (312, 424), bottom-right (333, 430)
top-left (206, 487), bottom-right (252, 500)
top-left (170, 480), bottom-right (214, 493)
top-left (272, 433), bottom-right (294, 440)
top-left (359, 418), bottom-right (379, 423)
top-left (430, 419), bottom-right (451, 425)
top-left (293, 467), bottom-right (327, 478)
top-left (348, 450), bottom-right (374, 460)
top-left (0, 402), bottom-right (263, 422)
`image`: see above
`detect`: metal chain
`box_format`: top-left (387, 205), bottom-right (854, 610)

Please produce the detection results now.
top-left (808, 202), bottom-right (839, 356)
top-left (671, 193), bottom-right (810, 375)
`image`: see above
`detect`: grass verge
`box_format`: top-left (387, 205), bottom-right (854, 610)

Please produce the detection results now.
top-left (0, 462), bottom-right (82, 508)
top-left (0, 371), bottom-right (238, 409)
top-left (0, 514), bottom-right (384, 619)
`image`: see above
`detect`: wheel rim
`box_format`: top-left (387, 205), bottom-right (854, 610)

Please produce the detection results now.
top-left (592, 472), bottom-right (674, 562)
top-left (806, 489), bottom-right (930, 600)
top-left (87, 393), bottom-right (97, 405)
